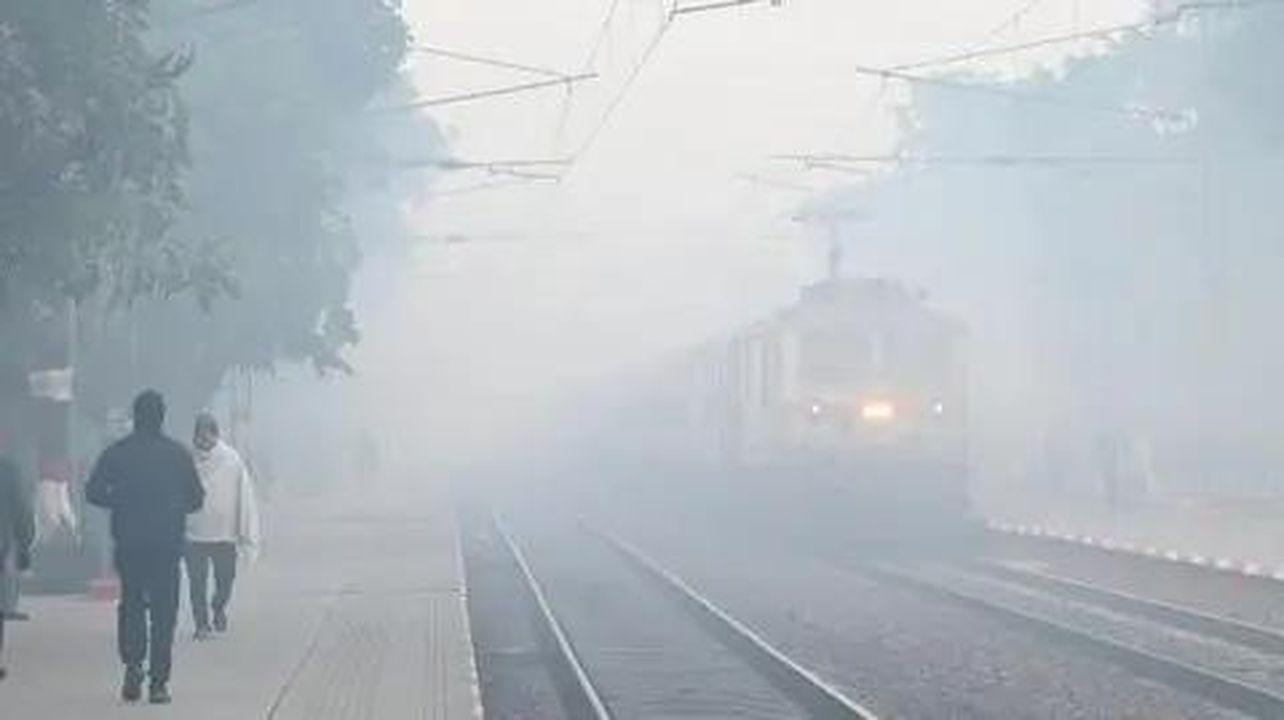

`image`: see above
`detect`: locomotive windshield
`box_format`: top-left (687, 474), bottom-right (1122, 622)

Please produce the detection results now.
top-left (801, 325), bottom-right (951, 388)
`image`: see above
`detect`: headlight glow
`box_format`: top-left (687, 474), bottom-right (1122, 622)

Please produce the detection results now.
top-left (860, 400), bottom-right (896, 421)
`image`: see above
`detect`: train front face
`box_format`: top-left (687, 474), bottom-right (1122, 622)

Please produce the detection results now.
top-left (789, 317), bottom-right (968, 520)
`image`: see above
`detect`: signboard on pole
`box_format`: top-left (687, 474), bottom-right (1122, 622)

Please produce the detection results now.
top-left (28, 368), bottom-right (74, 402)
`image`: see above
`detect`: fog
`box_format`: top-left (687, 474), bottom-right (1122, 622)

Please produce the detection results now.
top-left (12, 2), bottom-right (1284, 716)
top-left (247, 2), bottom-right (1146, 487)
top-left (210, 0), bottom-right (1284, 547)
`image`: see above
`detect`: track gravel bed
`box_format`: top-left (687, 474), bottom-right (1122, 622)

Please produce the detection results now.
top-left (987, 534), bottom-right (1284, 631)
top-left (460, 510), bottom-right (568, 720)
top-left (912, 563), bottom-right (1284, 693)
top-left (611, 515), bottom-right (1248, 720)
top-left (513, 516), bottom-right (807, 719)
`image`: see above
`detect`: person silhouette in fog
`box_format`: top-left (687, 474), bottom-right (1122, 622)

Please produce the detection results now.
top-left (0, 432), bottom-right (34, 681)
top-left (87, 391), bottom-right (203, 704)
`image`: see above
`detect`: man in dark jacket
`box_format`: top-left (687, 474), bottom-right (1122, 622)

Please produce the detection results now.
top-left (87, 390), bottom-right (203, 705)
top-left (0, 435), bottom-right (34, 681)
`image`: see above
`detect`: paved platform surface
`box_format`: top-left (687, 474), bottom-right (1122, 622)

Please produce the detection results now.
top-left (1, 480), bottom-right (481, 719)
top-left (982, 487), bottom-right (1284, 571)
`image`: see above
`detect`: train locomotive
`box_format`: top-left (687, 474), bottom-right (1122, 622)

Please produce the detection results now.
top-left (668, 277), bottom-right (971, 539)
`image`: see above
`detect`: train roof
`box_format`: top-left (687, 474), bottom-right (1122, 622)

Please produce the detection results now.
top-left (767, 277), bottom-right (963, 333)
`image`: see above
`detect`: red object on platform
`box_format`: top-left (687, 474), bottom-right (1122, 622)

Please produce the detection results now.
top-left (88, 576), bottom-right (119, 602)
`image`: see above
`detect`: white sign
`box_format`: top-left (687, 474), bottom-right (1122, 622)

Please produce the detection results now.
top-left (28, 368), bottom-right (74, 402)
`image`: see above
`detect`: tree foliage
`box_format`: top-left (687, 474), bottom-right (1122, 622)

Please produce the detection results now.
top-left (1, 0), bottom-right (425, 428)
top-left (0, 2), bottom-right (228, 304)
top-left (78, 0), bottom-right (415, 421)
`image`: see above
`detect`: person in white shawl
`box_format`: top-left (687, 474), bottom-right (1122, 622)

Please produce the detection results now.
top-left (184, 413), bottom-right (259, 639)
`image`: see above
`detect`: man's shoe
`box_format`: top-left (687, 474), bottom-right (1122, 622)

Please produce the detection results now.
top-left (194, 626), bottom-right (213, 641)
top-left (149, 683), bottom-right (172, 705)
top-left (0, 666), bottom-right (8, 681)
top-left (3, 611), bottom-right (30, 621)
top-left (213, 610), bottom-right (228, 633)
top-left (121, 668), bottom-right (144, 702)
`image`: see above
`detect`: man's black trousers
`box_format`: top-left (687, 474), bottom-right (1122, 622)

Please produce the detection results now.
top-left (114, 545), bottom-right (181, 684)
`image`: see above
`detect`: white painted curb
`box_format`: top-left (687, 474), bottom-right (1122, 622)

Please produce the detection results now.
top-left (987, 521), bottom-right (1284, 583)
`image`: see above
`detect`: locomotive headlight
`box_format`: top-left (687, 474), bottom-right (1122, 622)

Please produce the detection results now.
top-left (932, 400), bottom-right (946, 416)
top-left (860, 400), bottom-right (896, 422)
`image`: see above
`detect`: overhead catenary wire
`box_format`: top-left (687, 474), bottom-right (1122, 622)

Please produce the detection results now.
top-left (410, 45), bottom-right (576, 80)
top-left (977, 0), bottom-right (1052, 45)
top-left (893, 0), bottom-right (1284, 71)
top-left (579, 0), bottom-right (629, 72)
top-left (773, 153), bottom-right (1198, 167)
top-left (375, 74), bottom-right (598, 112)
top-left (787, 160), bottom-right (877, 177)
top-left (892, 16), bottom-right (1174, 71)
top-left (673, 0), bottom-right (780, 16)
top-left (565, 0), bottom-right (780, 172)
top-left (853, 64), bottom-right (1191, 125)
top-left (390, 157), bottom-right (572, 172)
top-left (425, 178), bottom-right (541, 198)
top-left (736, 172), bottom-right (820, 193)
top-left (565, 11), bottom-right (676, 170)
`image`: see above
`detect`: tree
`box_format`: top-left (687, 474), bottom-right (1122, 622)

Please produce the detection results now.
top-left (73, 0), bottom-right (423, 424)
top-left (0, 2), bottom-right (223, 304)
top-left (0, 0), bottom-right (233, 437)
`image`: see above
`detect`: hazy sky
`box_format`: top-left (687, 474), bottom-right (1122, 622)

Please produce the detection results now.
top-left (403, 0), bottom-right (1146, 238)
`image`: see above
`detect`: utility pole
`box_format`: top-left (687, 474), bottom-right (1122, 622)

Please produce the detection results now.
top-left (66, 297), bottom-right (78, 494)
top-left (826, 221), bottom-right (844, 282)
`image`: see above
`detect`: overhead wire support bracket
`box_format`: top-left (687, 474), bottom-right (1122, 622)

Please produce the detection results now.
top-left (852, 65), bottom-right (1191, 125)
top-left (773, 153), bottom-right (1198, 168)
top-left (390, 157), bottom-right (573, 172)
top-left (374, 74), bottom-right (599, 112)
top-left (891, 0), bottom-right (1284, 71)
top-left (672, 0), bottom-right (781, 16)
top-left (410, 45), bottom-right (576, 81)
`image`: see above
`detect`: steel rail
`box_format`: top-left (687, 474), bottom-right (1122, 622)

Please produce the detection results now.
top-left (493, 515), bottom-right (613, 720)
top-left (590, 526), bottom-right (880, 720)
top-left (861, 564), bottom-right (1284, 719)
top-left (975, 561), bottom-right (1284, 656)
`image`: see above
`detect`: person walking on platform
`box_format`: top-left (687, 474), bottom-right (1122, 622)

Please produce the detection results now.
top-left (87, 391), bottom-right (204, 705)
top-left (185, 413), bottom-right (259, 640)
top-left (0, 435), bottom-right (35, 681)
top-left (0, 433), bottom-right (30, 624)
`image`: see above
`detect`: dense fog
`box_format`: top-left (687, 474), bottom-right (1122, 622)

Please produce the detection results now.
top-left (6, 0), bottom-right (1280, 544)
top-left (232, 1), bottom-right (1284, 524)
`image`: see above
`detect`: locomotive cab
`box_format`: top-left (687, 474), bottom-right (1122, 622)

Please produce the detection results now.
top-left (722, 278), bottom-right (971, 538)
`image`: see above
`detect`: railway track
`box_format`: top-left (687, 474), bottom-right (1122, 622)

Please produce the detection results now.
top-left (984, 525), bottom-right (1284, 631)
top-left (973, 560), bottom-right (1284, 656)
top-left (855, 559), bottom-right (1284, 719)
top-left (587, 507), bottom-right (1246, 718)
top-left (468, 493), bottom-right (1274, 718)
top-left (491, 514), bottom-right (878, 720)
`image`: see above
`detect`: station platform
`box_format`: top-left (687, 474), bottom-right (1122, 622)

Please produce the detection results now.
top-left (981, 487), bottom-right (1284, 574)
top-left (2, 479), bottom-right (481, 719)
